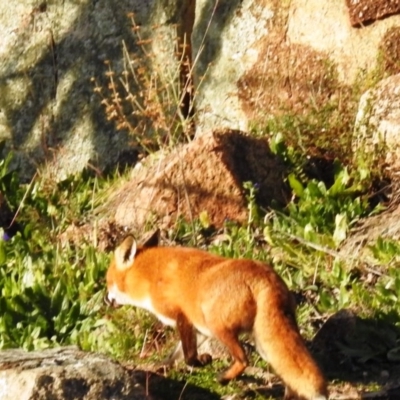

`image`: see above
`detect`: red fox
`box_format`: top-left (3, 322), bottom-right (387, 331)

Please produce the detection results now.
top-left (105, 231), bottom-right (328, 400)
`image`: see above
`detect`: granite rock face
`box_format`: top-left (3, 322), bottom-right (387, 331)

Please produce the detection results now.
top-left (2, 0), bottom-right (400, 179)
top-left (0, 0), bottom-right (176, 180)
top-left (192, 0), bottom-right (400, 133)
top-left (354, 73), bottom-right (400, 179)
top-left (345, 0), bottom-right (400, 27)
top-left (0, 347), bottom-right (148, 400)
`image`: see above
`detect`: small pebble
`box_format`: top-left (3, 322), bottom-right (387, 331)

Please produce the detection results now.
top-left (380, 370), bottom-right (389, 379)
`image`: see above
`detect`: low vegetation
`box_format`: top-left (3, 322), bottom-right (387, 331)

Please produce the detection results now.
top-left (1, 115), bottom-right (400, 397)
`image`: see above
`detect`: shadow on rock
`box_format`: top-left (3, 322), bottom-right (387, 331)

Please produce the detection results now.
top-left (132, 369), bottom-right (221, 400)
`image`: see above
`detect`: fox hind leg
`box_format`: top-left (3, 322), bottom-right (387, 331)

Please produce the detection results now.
top-left (211, 328), bottom-right (248, 384)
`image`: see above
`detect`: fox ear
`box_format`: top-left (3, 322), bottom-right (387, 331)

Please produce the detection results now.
top-left (115, 235), bottom-right (137, 270)
top-left (142, 229), bottom-right (160, 248)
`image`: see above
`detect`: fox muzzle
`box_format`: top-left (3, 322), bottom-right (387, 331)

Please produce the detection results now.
top-left (104, 293), bottom-right (121, 308)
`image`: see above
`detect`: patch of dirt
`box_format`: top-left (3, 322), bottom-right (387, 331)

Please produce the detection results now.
top-left (58, 220), bottom-right (127, 251)
top-left (237, 34), bottom-right (357, 163)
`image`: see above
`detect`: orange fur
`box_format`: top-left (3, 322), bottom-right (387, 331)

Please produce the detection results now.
top-left (106, 231), bottom-right (328, 400)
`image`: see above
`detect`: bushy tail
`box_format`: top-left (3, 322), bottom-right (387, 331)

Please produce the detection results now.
top-left (254, 291), bottom-right (327, 400)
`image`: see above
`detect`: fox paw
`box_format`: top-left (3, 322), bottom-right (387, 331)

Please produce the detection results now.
top-left (186, 353), bottom-right (212, 367)
top-left (198, 353), bottom-right (212, 366)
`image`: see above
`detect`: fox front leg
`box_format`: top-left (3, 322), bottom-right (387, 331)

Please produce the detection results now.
top-left (163, 332), bottom-right (208, 366)
top-left (176, 313), bottom-right (212, 367)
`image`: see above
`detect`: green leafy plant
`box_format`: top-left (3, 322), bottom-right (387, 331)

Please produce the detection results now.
top-left (0, 226), bottom-right (108, 350)
top-left (0, 144), bottom-right (21, 209)
top-left (0, 152), bottom-right (109, 350)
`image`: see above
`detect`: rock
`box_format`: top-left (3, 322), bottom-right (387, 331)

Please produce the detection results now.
top-left (345, 0), bottom-right (400, 27)
top-left (192, 0), bottom-right (276, 133)
top-left (3, 0), bottom-right (400, 180)
top-left (353, 73), bottom-right (400, 180)
top-left (341, 74), bottom-right (400, 258)
top-left (312, 309), bottom-right (400, 379)
top-left (0, 346), bottom-right (148, 400)
top-left (340, 205), bottom-right (400, 260)
top-left (0, 0), bottom-right (179, 181)
top-left (312, 309), bottom-right (359, 352)
top-left (0, 0), bottom-right (400, 180)
top-left (101, 129), bottom-right (288, 230)
top-left (58, 220), bottom-right (128, 252)
top-left (193, 0), bottom-right (400, 133)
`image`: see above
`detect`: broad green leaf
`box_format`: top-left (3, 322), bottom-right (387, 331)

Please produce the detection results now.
top-left (329, 168), bottom-right (350, 196)
top-left (308, 180), bottom-right (323, 197)
top-left (333, 213), bottom-right (347, 246)
top-left (0, 241), bottom-right (6, 265)
top-left (288, 174), bottom-right (304, 197)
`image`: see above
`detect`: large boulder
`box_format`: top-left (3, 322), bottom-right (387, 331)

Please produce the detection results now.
top-left (192, 0), bottom-right (400, 133)
top-left (0, 0), bottom-right (182, 180)
top-left (345, 0), bottom-right (400, 27)
top-left (0, 347), bottom-right (148, 400)
top-left (101, 129), bottom-right (288, 230)
top-left (354, 73), bottom-right (400, 179)
top-left (334, 73), bottom-right (400, 260)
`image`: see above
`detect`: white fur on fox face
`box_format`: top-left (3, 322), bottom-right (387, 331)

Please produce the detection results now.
top-left (107, 284), bottom-right (176, 327)
top-left (107, 283), bottom-right (138, 306)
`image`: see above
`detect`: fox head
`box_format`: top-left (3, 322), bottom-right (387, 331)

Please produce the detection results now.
top-left (104, 229), bottom-right (160, 308)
